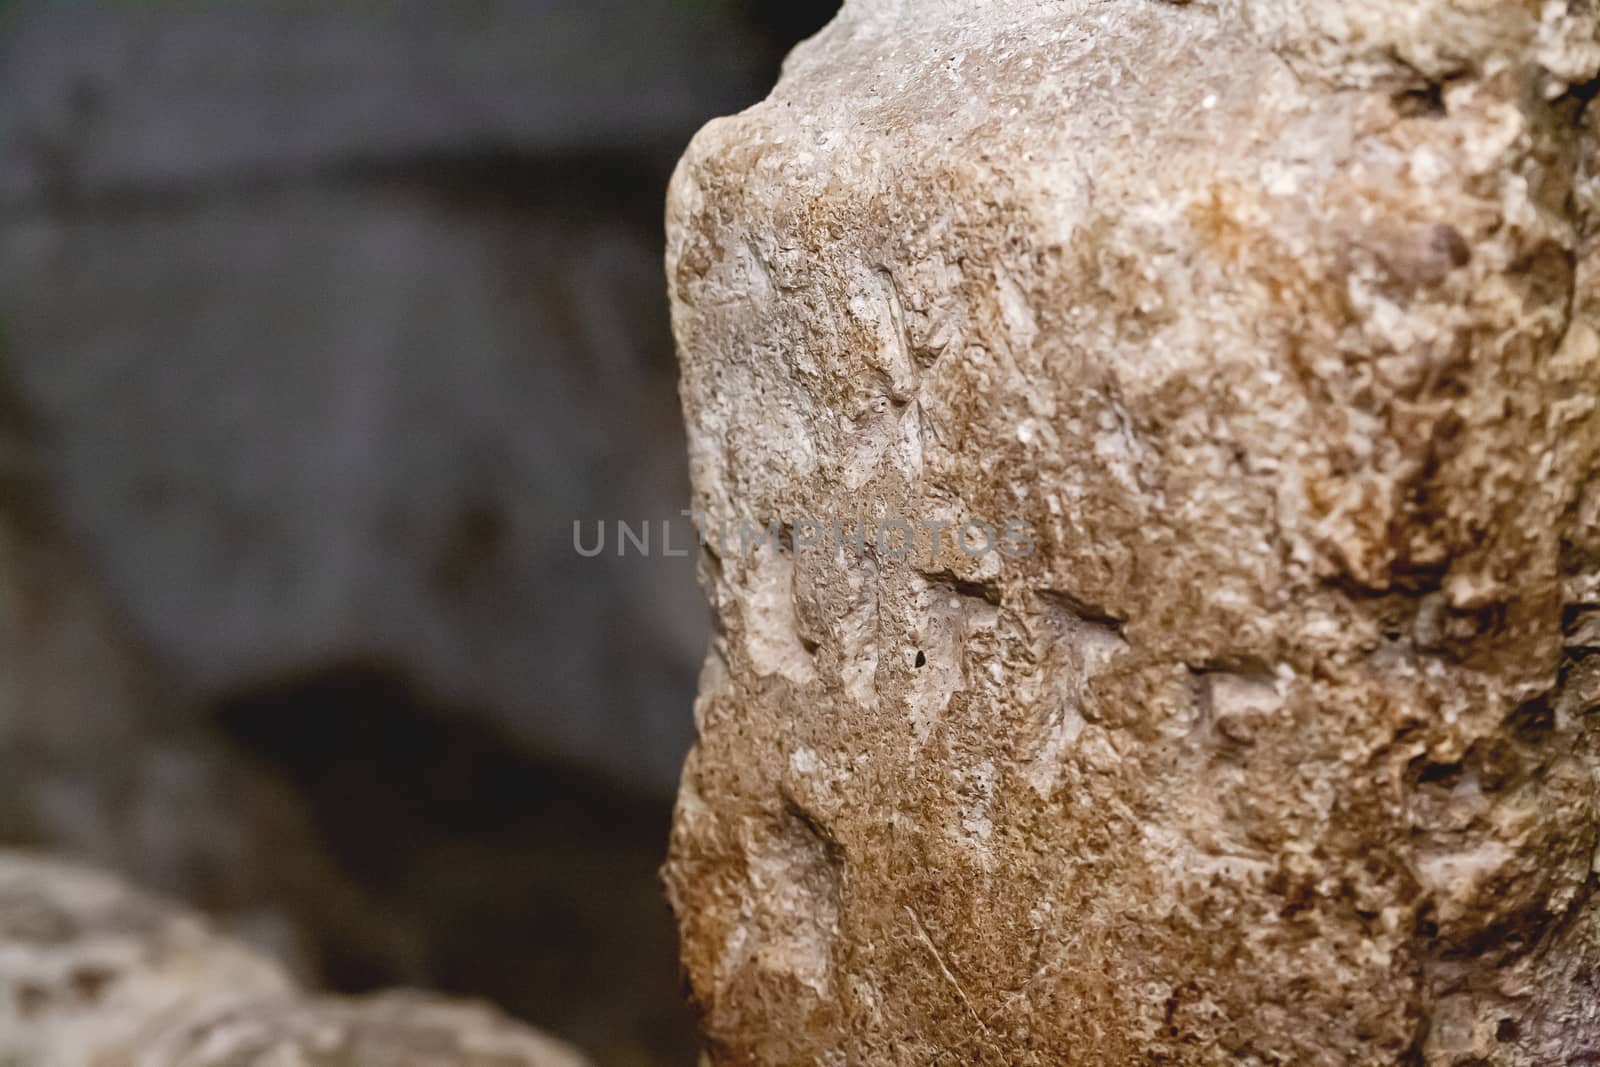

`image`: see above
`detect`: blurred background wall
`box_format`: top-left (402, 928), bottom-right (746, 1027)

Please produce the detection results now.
top-left (0, 2), bottom-right (837, 1064)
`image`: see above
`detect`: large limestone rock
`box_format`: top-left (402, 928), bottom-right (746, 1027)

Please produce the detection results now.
top-left (0, 851), bottom-right (590, 1067)
top-left (664, 1), bottom-right (1600, 1064)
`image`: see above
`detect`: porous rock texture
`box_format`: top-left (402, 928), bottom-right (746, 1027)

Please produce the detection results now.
top-left (663, 1), bottom-right (1600, 1064)
top-left (0, 851), bottom-right (590, 1067)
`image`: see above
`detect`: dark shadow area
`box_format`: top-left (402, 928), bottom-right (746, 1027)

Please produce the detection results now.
top-left (744, 1), bottom-right (842, 64)
top-left (214, 663), bottom-right (695, 1067)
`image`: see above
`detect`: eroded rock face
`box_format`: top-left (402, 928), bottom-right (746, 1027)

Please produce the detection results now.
top-left (663, 2), bottom-right (1600, 1063)
top-left (0, 851), bottom-right (590, 1067)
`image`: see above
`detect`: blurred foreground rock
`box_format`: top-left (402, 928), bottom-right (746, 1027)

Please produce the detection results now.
top-left (0, 851), bottom-right (590, 1067)
top-left (665, 1), bottom-right (1600, 1064)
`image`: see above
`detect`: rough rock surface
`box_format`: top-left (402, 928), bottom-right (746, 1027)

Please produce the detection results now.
top-left (663, 2), bottom-right (1600, 1064)
top-left (0, 851), bottom-right (590, 1067)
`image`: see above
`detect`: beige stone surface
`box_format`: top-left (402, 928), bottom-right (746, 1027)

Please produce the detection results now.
top-left (0, 852), bottom-right (590, 1067)
top-left (663, 1), bottom-right (1600, 1063)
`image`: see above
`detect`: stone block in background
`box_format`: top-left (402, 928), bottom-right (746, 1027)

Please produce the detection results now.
top-left (0, 0), bottom-right (793, 791)
top-left (663, 0), bottom-right (1600, 1063)
top-left (0, 184), bottom-right (703, 788)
